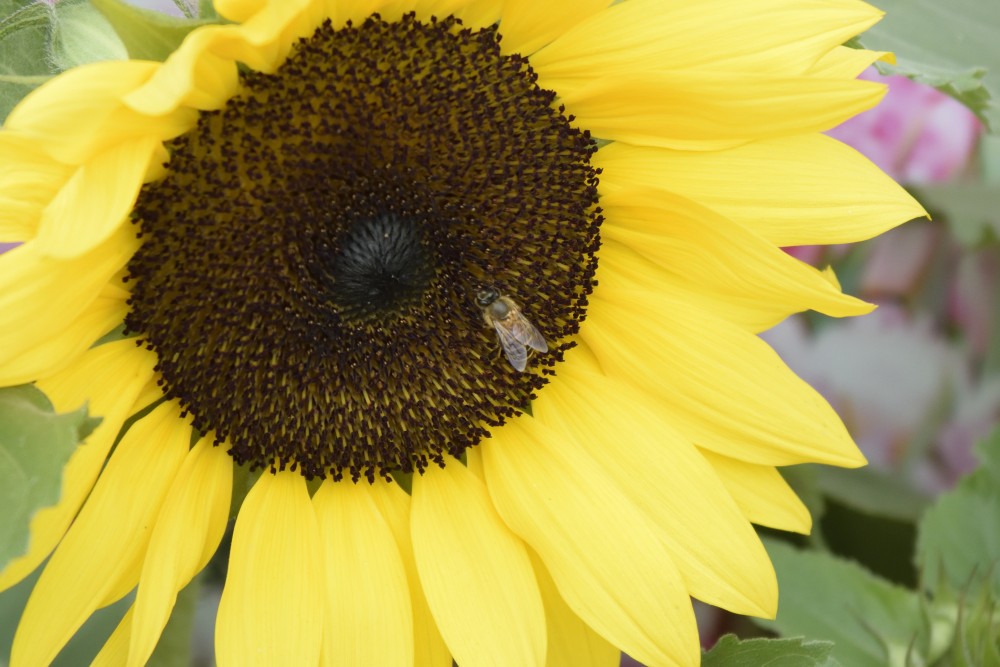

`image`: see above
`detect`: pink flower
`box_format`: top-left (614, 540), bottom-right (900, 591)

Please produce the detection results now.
top-left (826, 68), bottom-right (983, 185)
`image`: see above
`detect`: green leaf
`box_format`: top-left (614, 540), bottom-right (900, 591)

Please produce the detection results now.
top-left (950, 584), bottom-right (1000, 666)
top-left (915, 426), bottom-right (1000, 598)
top-left (49, 0), bottom-right (126, 71)
top-left (915, 136), bottom-right (1000, 249)
top-left (93, 322), bottom-right (132, 347)
top-left (779, 464), bottom-right (826, 546)
top-left (878, 61), bottom-right (991, 128)
top-left (0, 385), bottom-right (100, 573)
top-left (703, 635), bottom-right (842, 667)
top-left (89, 0), bottom-right (220, 62)
top-left (854, 0), bottom-right (1000, 130)
top-left (0, 1), bottom-right (56, 122)
top-left (197, 0), bottom-right (218, 20)
top-left (982, 134), bottom-right (1000, 181)
top-left (817, 465), bottom-right (931, 523)
top-left (757, 539), bottom-right (924, 667)
top-left (915, 182), bottom-right (1000, 247)
top-left (1, 0), bottom-right (127, 124)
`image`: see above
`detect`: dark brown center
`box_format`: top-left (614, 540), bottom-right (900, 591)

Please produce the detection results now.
top-left (124, 13), bottom-right (601, 481)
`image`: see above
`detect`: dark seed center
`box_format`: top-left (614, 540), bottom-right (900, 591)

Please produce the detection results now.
top-left (326, 214), bottom-right (432, 321)
top-left (124, 13), bottom-right (601, 482)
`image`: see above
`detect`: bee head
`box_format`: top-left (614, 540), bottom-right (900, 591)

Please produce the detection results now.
top-left (475, 286), bottom-right (500, 308)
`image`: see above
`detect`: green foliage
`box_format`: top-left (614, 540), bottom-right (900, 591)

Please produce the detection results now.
top-left (0, 2), bottom-right (57, 122)
top-left (758, 427), bottom-right (1000, 665)
top-left (924, 583), bottom-right (1000, 667)
top-left (49, 0), bottom-right (126, 71)
top-left (0, 0), bottom-right (226, 124)
top-left (954, 585), bottom-right (1000, 666)
top-left (758, 539), bottom-right (925, 667)
top-left (89, 0), bottom-right (221, 62)
top-left (93, 323), bottom-right (131, 347)
top-left (197, 0), bottom-right (218, 20)
top-left (1, 1), bottom-right (57, 122)
top-left (854, 0), bottom-right (1000, 131)
top-left (916, 428), bottom-right (1000, 599)
top-left (916, 182), bottom-right (1000, 247)
top-left (919, 136), bottom-right (1000, 248)
top-left (818, 465), bottom-right (931, 523)
top-left (0, 0), bottom-right (126, 123)
top-left (0, 384), bottom-right (100, 573)
top-left (703, 635), bottom-right (841, 666)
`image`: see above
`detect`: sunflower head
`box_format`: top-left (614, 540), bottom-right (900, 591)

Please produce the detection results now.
top-left (122, 12), bottom-right (601, 481)
top-left (0, 1), bottom-right (927, 666)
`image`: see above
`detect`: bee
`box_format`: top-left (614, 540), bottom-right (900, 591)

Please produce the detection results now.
top-left (476, 286), bottom-right (548, 372)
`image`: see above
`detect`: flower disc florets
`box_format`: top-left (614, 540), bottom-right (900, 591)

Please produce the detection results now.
top-left (124, 13), bottom-right (601, 481)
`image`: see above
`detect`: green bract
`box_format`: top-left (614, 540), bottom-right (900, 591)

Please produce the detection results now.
top-left (0, 384), bottom-right (99, 572)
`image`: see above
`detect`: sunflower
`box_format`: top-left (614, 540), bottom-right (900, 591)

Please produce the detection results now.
top-left (0, 0), bottom-right (923, 665)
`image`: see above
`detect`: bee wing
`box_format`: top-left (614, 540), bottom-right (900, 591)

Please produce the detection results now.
top-left (509, 314), bottom-right (548, 353)
top-left (493, 321), bottom-right (529, 372)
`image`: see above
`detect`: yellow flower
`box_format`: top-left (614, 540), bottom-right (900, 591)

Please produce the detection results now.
top-left (0, 0), bottom-right (923, 665)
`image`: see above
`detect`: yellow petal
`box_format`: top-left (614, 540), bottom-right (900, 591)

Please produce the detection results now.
top-left (124, 0), bottom-right (324, 115)
top-left (0, 341), bottom-right (157, 592)
top-left (809, 45), bottom-right (891, 78)
top-left (0, 287), bottom-right (128, 385)
top-left (368, 480), bottom-right (452, 667)
top-left (313, 479), bottom-right (413, 667)
top-left (36, 339), bottom-right (155, 415)
top-left (128, 439), bottom-right (233, 667)
top-left (599, 237), bottom-right (820, 334)
top-left (215, 0), bottom-right (267, 22)
top-left (34, 137), bottom-right (162, 259)
top-left (600, 188), bottom-right (872, 330)
top-left (0, 133), bottom-right (74, 242)
top-left (581, 284), bottom-right (866, 469)
top-left (5, 60), bottom-right (196, 166)
top-left (532, 0), bottom-right (883, 88)
top-left (482, 421), bottom-right (700, 667)
top-left (528, 550), bottom-right (619, 667)
top-left (700, 450), bottom-right (812, 535)
top-left (122, 27), bottom-right (240, 115)
top-left (499, 0), bottom-right (611, 56)
top-left (0, 229), bottom-right (138, 372)
top-left (215, 470), bottom-right (324, 667)
top-left (594, 134), bottom-right (926, 246)
top-left (465, 444), bottom-right (486, 480)
top-left (532, 360), bottom-right (777, 617)
top-left (560, 71), bottom-right (884, 151)
top-left (10, 402), bottom-right (191, 667)
top-left (202, 0), bottom-right (325, 73)
top-left (411, 460), bottom-right (546, 667)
